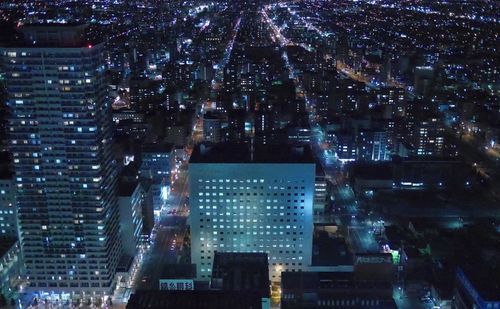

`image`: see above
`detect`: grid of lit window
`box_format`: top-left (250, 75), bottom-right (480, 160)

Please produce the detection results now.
top-left (189, 164), bottom-right (315, 282)
top-left (2, 46), bottom-right (121, 295)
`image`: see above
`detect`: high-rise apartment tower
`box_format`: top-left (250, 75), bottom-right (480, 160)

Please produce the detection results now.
top-left (1, 24), bottom-right (121, 299)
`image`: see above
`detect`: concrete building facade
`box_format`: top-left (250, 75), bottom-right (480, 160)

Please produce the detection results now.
top-left (1, 24), bottom-right (122, 298)
top-left (189, 143), bottom-right (315, 281)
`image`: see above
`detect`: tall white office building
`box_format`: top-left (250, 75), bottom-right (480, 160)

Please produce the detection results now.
top-left (1, 24), bottom-right (121, 300)
top-left (189, 143), bottom-right (315, 281)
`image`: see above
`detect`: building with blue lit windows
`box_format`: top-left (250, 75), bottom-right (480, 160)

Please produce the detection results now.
top-left (189, 143), bottom-right (315, 282)
top-left (139, 143), bottom-right (172, 217)
top-left (1, 24), bottom-right (121, 301)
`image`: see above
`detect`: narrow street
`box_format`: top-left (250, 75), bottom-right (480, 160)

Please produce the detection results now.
top-left (131, 163), bottom-right (190, 293)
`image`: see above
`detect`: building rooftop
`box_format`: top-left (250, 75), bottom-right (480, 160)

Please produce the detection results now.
top-left (351, 162), bottom-right (392, 180)
top-left (190, 142), bottom-right (315, 164)
top-left (141, 142), bottom-right (174, 154)
top-left (312, 232), bottom-right (353, 266)
top-left (118, 180), bottom-right (139, 197)
top-left (126, 290), bottom-right (266, 309)
top-left (393, 156), bottom-right (464, 164)
top-left (211, 252), bottom-right (269, 297)
top-left (120, 161), bottom-right (140, 181)
top-left (281, 271), bottom-right (392, 291)
top-left (203, 111), bottom-right (220, 120)
top-left (2, 23), bottom-right (99, 48)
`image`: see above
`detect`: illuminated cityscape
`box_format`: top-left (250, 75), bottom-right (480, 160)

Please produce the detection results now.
top-left (0, 0), bottom-right (498, 308)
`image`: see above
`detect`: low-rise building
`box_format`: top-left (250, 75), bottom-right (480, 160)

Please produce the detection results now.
top-left (126, 290), bottom-right (270, 309)
top-left (211, 252), bottom-right (269, 299)
top-left (281, 271), bottom-right (396, 308)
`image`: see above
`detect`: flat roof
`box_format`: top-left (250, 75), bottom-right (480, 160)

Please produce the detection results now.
top-left (212, 252), bottom-right (269, 297)
top-left (126, 290), bottom-right (265, 309)
top-left (312, 232), bottom-right (353, 266)
top-left (142, 143), bottom-right (174, 154)
top-left (281, 271), bottom-right (392, 291)
top-left (118, 180), bottom-right (138, 196)
top-left (190, 142), bottom-right (315, 164)
top-left (351, 162), bottom-right (392, 180)
top-left (120, 161), bottom-right (140, 178)
top-left (1, 23), bottom-right (100, 48)
top-left (203, 111), bottom-right (220, 120)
